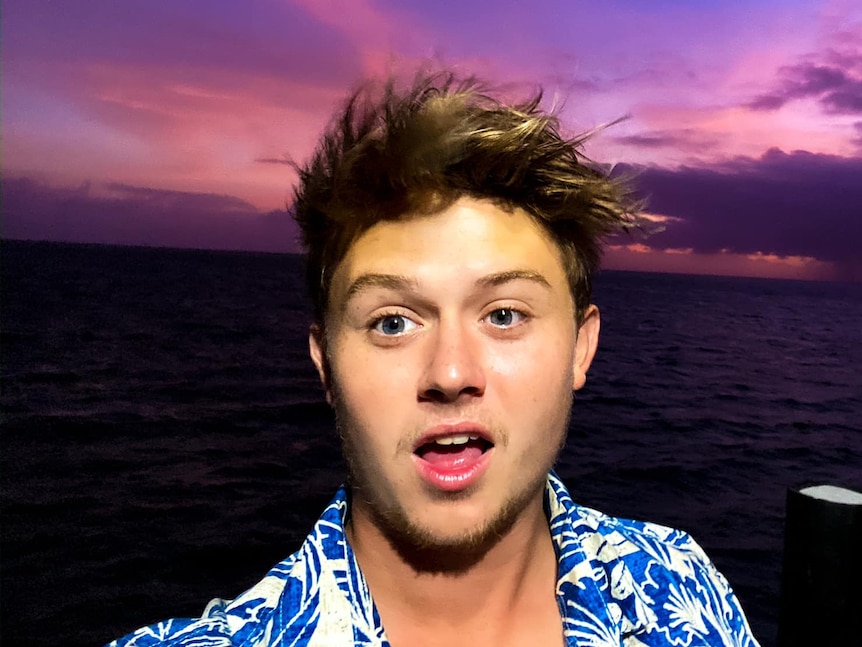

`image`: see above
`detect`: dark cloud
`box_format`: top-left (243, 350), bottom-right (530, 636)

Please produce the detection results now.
top-left (1, 177), bottom-right (299, 253)
top-left (749, 61), bottom-right (862, 115)
top-left (826, 85), bottom-right (862, 113)
top-left (5, 149), bottom-right (860, 280)
top-left (615, 134), bottom-right (683, 149)
top-left (256, 157), bottom-right (294, 166)
top-left (613, 129), bottom-right (719, 153)
top-left (824, 49), bottom-right (862, 70)
top-left (626, 149), bottom-right (862, 280)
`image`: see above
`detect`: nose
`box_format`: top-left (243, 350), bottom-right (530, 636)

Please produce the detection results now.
top-left (419, 319), bottom-right (486, 403)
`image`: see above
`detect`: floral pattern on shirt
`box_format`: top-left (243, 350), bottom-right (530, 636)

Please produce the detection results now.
top-left (109, 473), bottom-right (759, 646)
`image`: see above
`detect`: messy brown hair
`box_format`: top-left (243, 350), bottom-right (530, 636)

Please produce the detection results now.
top-left (292, 71), bottom-right (637, 323)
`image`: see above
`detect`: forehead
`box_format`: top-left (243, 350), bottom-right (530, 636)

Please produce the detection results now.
top-left (329, 198), bottom-right (569, 301)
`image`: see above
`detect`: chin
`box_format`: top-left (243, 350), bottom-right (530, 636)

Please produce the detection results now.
top-left (378, 514), bottom-right (513, 574)
top-left (362, 478), bottom-right (544, 575)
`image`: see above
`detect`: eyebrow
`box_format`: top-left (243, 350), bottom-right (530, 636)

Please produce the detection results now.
top-left (345, 273), bottom-right (419, 301)
top-left (476, 270), bottom-right (551, 290)
top-left (344, 269), bottom-right (551, 302)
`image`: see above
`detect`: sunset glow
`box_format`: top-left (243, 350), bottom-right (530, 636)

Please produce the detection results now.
top-left (2, 0), bottom-right (860, 281)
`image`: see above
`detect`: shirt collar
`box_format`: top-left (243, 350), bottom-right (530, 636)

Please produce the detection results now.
top-left (311, 472), bottom-right (618, 646)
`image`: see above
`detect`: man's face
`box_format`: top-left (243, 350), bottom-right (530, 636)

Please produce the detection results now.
top-left (310, 197), bottom-right (599, 558)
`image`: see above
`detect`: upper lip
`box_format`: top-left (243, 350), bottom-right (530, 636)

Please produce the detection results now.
top-left (412, 422), bottom-right (494, 452)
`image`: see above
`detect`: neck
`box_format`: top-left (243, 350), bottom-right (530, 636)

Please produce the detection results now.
top-left (346, 491), bottom-right (561, 646)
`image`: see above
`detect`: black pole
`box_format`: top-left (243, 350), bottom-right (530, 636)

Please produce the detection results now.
top-left (777, 484), bottom-right (862, 647)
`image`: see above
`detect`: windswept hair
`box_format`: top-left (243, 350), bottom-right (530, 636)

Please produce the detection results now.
top-left (292, 71), bottom-right (638, 322)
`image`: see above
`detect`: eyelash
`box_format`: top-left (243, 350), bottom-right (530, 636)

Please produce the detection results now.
top-left (368, 310), bottom-right (419, 336)
top-left (367, 306), bottom-right (530, 336)
top-left (484, 307), bottom-right (529, 328)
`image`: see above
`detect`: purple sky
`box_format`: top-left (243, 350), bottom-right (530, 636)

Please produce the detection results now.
top-left (2, 0), bottom-right (861, 280)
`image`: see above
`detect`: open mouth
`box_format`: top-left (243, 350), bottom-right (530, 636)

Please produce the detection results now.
top-left (414, 433), bottom-right (494, 466)
top-left (412, 427), bottom-right (495, 491)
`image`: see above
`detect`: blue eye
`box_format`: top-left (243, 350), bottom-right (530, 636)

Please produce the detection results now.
top-left (487, 308), bottom-right (523, 327)
top-left (373, 315), bottom-right (418, 335)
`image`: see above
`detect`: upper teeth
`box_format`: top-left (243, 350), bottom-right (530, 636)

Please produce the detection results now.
top-left (434, 434), bottom-right (479, 446)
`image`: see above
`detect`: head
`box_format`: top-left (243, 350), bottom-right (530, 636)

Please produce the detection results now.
top-left (292, 70), bottom-right (636, 571)
top-left (293, 71), bottom-right (635, 328)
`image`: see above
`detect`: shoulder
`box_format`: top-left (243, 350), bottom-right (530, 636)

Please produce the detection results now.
top-left (571, 502), bottom-right (714, 583)
top-left (548, 473), bottom-right (711, 579)
top-left (107, 553), bottom-right (302, 647)
top-left (107, 492), bottom-right (353, 647)
top-left (548, 475), bottom-right (758, 646)
top-left (600, 511), bottom-right (757, 644)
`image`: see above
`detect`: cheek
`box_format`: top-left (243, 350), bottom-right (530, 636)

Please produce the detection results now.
top-left (330, 341), bottom-right (417, 422)
top-left (487, 336), bottom-right (575, 389)
top-left (332, 379), bottom-right (388, 465)
top-left (344, 354), bottom-right (409, 383)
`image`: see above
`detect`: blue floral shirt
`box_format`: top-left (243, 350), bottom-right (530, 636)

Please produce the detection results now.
top-left (110, 473), bottom-right (760, 646)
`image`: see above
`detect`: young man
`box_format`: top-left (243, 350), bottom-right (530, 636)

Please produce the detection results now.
top-left (110, 73), bottom-right (760, 646)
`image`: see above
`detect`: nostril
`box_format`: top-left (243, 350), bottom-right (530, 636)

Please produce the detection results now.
top-left (419, 384), bottom-right (484, 403)
top-left (419, 387), bottom-right (445, 403)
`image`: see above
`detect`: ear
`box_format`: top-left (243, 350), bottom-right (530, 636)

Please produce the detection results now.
top-left (572, 305), bottom-right (600, 392)
top-left (309, 323), bottom-right (333, 405)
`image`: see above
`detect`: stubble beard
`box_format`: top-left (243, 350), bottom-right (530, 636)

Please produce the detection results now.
top-left (334, 397), bottom-right (568, 574)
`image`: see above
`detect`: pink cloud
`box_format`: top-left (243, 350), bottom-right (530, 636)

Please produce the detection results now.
top-left (604, 245), bottom-right (837, 281)
top-left (594, 2), bottom-right (862, 164)
top-left (3, 55), bottom-right (353, 210)
top-left (288, 0), bottom-right (426, 75)
top-left (3, 0), bottom-right (860, 282)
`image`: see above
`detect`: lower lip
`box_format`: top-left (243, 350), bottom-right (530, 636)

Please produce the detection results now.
top-left (413, 447), bottom-right (493, 492)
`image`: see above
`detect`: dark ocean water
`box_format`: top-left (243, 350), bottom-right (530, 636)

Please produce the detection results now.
top-left (2, 239), bottom-right (860, 647)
